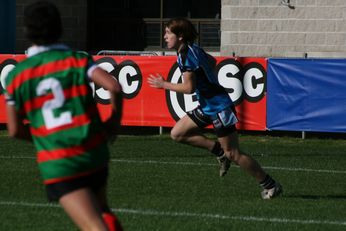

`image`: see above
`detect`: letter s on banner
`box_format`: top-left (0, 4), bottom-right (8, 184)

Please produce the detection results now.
top-left (215, 59), bottom-right (243, 105)
top-left (94, 57), bottom-right (118, 104)
top-left (94, 57), bottom-right (142, 104)
top-left (216, 58), bottom-right (266, 104)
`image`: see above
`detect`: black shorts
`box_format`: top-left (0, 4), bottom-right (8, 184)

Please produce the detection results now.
top-left (187, 106), bottom-right (238, 137)
top-left (45, 167), bottom-right (108, 202)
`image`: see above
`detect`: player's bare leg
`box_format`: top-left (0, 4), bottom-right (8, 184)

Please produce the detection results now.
top-left (171, 115), bottom-right (214, 149)
top-left (59, 188), bottom-right (108, 231)
top-left (95, 185), bottom-right (123, 231)
top-left (218, 132), bottom-right (266, 180)
top-left (171, 115), bottom-right (230, 176)
top-left (218, 131), bottom-right (282, 199)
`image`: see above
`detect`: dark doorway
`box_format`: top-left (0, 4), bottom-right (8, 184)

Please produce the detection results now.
top-left (87, 0), bottom-right (160, 53)
top-left (0, 0), bottom-right (15, 53)
top-left (87, 0), bottom-right (220, 53)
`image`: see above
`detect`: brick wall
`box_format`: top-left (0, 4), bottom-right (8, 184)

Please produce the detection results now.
top-left (15, 0), bottom-right (87, 53)
top-left (221, 0), bottom-right (346, 57)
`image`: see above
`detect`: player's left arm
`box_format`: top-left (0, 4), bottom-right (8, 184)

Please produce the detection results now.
top-left (6, 104), bottom-right (32, 142)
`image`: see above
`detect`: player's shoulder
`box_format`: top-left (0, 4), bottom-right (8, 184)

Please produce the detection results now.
top-left (7, 55), bottom-right (37, 79)
top-left (179, 44), bottom-right (197, 61)
top-left (73, 50), bottom-right (91, 58)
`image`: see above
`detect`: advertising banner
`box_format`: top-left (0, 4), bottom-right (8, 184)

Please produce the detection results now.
top-left (267, 58), bottom-right (346, 132)
top-left (0, 55), bottom-right (267, 131)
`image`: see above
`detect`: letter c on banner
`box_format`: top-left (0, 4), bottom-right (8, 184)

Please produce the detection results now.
top-left (0, 59), bottom-right (18, 94)
top-left (243, 62), bottom-right (266, 102)
top-left (114, 60), bottom-right (142, 99)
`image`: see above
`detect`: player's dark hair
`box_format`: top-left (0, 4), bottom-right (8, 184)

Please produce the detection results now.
top-left (24, 1), bottom-right (62, 45)
top-left (166, 18), bottom-right (198, 44)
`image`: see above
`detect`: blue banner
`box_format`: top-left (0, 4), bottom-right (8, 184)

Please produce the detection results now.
top-left (267, 58), bottom-right (346, 132)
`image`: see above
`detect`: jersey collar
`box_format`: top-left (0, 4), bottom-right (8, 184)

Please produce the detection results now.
top-left (27, 44), bottom-right (69, 57)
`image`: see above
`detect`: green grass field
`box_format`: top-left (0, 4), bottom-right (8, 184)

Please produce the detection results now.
top-left (0, 130), bottom-right (346, 231)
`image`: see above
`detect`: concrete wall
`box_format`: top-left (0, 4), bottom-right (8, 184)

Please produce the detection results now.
top-left (221, 0), bottom-right (346, 57)
top-left (15, 0), bottom-right (87, 53)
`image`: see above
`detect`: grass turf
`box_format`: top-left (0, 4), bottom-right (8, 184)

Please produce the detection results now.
top-left (0, 130), bottom-right (345, 230)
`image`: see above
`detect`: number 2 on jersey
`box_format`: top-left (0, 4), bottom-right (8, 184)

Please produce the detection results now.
top-left (36, 78), bottom-right (72, 129)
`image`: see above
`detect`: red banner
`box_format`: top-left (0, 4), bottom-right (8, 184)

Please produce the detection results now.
top-left (0, 55), bottom-right (267, 130)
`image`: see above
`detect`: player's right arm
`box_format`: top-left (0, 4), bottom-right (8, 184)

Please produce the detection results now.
top-left (6, 104), bottom-right (32, 142)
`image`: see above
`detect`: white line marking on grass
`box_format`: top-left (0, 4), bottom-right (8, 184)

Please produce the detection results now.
top-left (109, 159), bottom-right (346, 174)
top-left (260, 166), bottom-right (346, 174)
top-left (0, 201), bottom-right (60, 208)
top-left (111, 159), bottom-right (215, 166)
top-left (1, 201), bottom-right (345, 227)
top-left (1, 155), bottom-right (346, 174)
top-left (113, 208), bottom-right (346, 226)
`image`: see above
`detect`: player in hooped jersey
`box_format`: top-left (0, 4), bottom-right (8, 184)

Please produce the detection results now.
top-left (148, 18), bottom-right (282, 199)
top-left (5, 1), bottom-right (123, 230)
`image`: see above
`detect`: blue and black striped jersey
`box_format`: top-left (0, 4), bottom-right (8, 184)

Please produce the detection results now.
top-left (177, 43), bottom-right (233, 115)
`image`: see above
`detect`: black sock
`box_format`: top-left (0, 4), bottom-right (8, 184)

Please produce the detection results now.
top-left (211, 141), bottom-right (224, 157)
top-left (260, 175), bottom-right (276, 189)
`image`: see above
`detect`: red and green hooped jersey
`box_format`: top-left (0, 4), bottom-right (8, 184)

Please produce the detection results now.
top-left (5, 47), bottom-right (109, 184)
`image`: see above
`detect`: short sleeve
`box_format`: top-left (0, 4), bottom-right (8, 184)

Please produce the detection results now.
top-left (184, 52), bottom-right (199, 71)
top-left (86, 54), bottom-right (97, 79)
top-left (178, 47), bottom-right (199, 72)
top-left (4, 70), bottom-right (16, 105)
